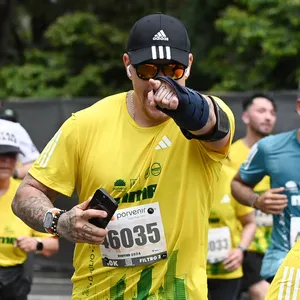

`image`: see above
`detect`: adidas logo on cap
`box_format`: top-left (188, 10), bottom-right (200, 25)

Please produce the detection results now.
top-left (153, 30), bottom-right (169, 41)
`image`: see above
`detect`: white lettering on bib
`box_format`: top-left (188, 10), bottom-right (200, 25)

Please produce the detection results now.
top-left (255, 209), bottom-right (273, 227)
top-left (100, 203), bottom-right (168, 267)
top-left (290, 217), bottom-right (300, 248)
top-left (207, 227), bottom-right (231, 264)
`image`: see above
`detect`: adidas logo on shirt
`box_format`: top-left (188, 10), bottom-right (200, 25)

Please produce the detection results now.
top-left (220, 194), bottom-right (231, 203)
top-left (153, 30), bottom-right (169, 41)
top-left (155, 136), bottom-right (172, 150)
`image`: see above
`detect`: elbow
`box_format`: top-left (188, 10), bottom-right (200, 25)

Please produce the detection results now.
top-left (11, 192), bottom-right (19, 217)
top-left (245, 219), bottom-right (257, 237)
top-left (249, 221), bottom-right (257, 232)
top-left (11, 184), bottom-right (23, 217)
top-left (250, 223), bottom-right (257, 239)
top-left (230, 180), bottom-right (237, 198)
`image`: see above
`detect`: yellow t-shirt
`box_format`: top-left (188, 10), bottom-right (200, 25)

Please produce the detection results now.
top-left (225, 139), bottom-right (272, 253)
top-left (0, 178), bottom-right (51, 267)
top-left (266, 238), bottom-right (300, 300)
top-left (207, 165), bottom-right (253, 279)
top-left (29, 91), bottom-right (235, 300)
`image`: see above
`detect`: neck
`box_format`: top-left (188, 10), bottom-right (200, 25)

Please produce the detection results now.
top-left (126, 91), bottom-right (169, 127)
top-left (0, 178), bottom-right (10, 197)
top-left (126, 91), bottom-right (135, 121)
top-left (242, 128), bottom-right (264, 148)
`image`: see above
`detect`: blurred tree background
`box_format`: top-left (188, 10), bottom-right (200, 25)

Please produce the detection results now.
top-left (0, 0), bottom-right (299, 99)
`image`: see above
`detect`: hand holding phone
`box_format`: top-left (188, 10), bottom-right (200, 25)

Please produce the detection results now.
top-left (87, 188), bottom-right (118, 228)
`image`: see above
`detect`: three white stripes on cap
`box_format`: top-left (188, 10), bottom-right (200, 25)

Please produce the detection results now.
top-left (151, 30), bottom-right (171, 60)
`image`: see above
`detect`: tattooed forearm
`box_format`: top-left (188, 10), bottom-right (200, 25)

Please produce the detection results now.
top-left (12, 194), bottom-right (53, 232)
top-left (11, 173), bottom-right (60, 232)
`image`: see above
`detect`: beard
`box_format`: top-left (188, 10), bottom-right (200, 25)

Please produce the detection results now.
top-left (250, 124), bottom-right (272, 138)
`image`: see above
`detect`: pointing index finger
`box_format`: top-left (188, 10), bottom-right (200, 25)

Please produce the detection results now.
top-left (149, 78), bottom-right (162, 91)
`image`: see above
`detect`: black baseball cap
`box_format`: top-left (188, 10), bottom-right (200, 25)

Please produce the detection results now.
top-left (127, 13), bottom-right (191, 67)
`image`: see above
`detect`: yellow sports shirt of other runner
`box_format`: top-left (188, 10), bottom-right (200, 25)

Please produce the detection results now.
top-left (29, 92), bottom-right (235, 300)
top-left (207, 165), bottom-right (253, 279)
top-left (266, 238), bottom-right (300, 300)
top-left (225, 139), bottom-right (272, 253)
top-left (0, 178), bottom-right (51, 267)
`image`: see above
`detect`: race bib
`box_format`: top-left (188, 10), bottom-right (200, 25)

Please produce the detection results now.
top-left (255, 209), bottom-right (273, 227)
top-left (207, 227), bottom-right (231, 264)
top-left (290, 217), bottom-right (300, 248)
top-left (100, 203), bottom-right (168, 267)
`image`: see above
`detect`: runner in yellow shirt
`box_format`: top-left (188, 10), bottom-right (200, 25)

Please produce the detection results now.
top-left (226, 93), bottom-right (277, 299)
top-left (0, 122), bottom-right (59, 299)
top-left (266, 239), bottom-right (300, 300)
top-left (207, 165), bottom-right (256, 300)
top-left (11, 13), bottom-right (235, 300)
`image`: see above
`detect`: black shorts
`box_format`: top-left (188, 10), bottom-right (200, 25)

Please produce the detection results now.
top-left (208, 278), bottom-right (241, 300)
top-left (240, 251), bottom-right (264, 291)
top-left (0, 264), bottom-right (31, 300)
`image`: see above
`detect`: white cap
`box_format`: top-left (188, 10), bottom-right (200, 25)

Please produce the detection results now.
top-left (0, 121), bottom-right (23, 155)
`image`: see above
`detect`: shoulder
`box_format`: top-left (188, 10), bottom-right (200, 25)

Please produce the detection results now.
top-left (257, 131), bottom-right (294, 153)
top-left (231, 139), bottom-right (243, 150)
top-left (60, 92), bottom-right (126, 140)
top-left (74, 92), bottom-right (126, 121)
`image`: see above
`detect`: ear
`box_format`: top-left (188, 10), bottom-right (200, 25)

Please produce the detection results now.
top-left (241, 111), bottom-right (250, 125)
top-left (296, 99), bottom-right (300, 116)
top-left (123, 53), bottom-right (132, 79)
top-left (126, 65), bottom-right (132, 78)
top-left (184, 53), bottom-right (193, 78)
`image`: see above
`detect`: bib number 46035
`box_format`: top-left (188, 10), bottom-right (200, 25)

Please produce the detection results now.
top-left (103, 222), bottom-right (161, 249)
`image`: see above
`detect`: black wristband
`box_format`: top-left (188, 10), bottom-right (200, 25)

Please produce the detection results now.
top-left (181, 96), bottom-right (230, 141)
top-left (155, 76), bottom-right (210, 131)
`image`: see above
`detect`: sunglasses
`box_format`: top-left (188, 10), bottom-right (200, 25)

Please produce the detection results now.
top-left (133, 63), bottom-right (186, 80)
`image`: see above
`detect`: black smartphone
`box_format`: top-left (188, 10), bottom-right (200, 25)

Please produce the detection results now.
top-left (87, 188), bottom-right (118, 228)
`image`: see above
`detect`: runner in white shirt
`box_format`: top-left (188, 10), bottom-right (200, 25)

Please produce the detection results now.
top-left (0, 118), bottom-right (39, 178)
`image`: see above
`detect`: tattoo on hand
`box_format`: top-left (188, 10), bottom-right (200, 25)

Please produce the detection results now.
top-left (58, 211), bottom-right (77, 240)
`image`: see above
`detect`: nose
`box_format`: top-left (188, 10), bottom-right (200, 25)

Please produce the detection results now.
top-left (265, 111), bottom-right (275, 122)
top-left (156, 67), bottom-right (164, 78)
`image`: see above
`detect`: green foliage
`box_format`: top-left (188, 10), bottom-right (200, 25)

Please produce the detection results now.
top-left (209, 0), bottom-right (300, 91)
top-left (0, 51), bottom-right (65, 98)
top-left (1, 0), bottom-right (300, 99)
top-left (0, 11), bottom-right (128, 99)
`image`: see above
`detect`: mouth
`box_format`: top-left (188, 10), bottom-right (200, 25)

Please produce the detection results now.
top-left (261, 123), bottom-right (272, 128)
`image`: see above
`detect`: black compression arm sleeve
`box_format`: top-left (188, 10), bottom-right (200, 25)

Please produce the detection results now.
top-left (155, 76), bottom-right (210, 131)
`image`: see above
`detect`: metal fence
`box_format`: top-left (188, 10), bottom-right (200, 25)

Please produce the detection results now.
top-left (2, 90), bottom-right (299, 272)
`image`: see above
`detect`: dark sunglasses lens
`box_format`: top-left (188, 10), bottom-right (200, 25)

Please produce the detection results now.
top-left (163, 64), bottom-right (185, 79)
top-left (136, 64), bottom-right (158, 80)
